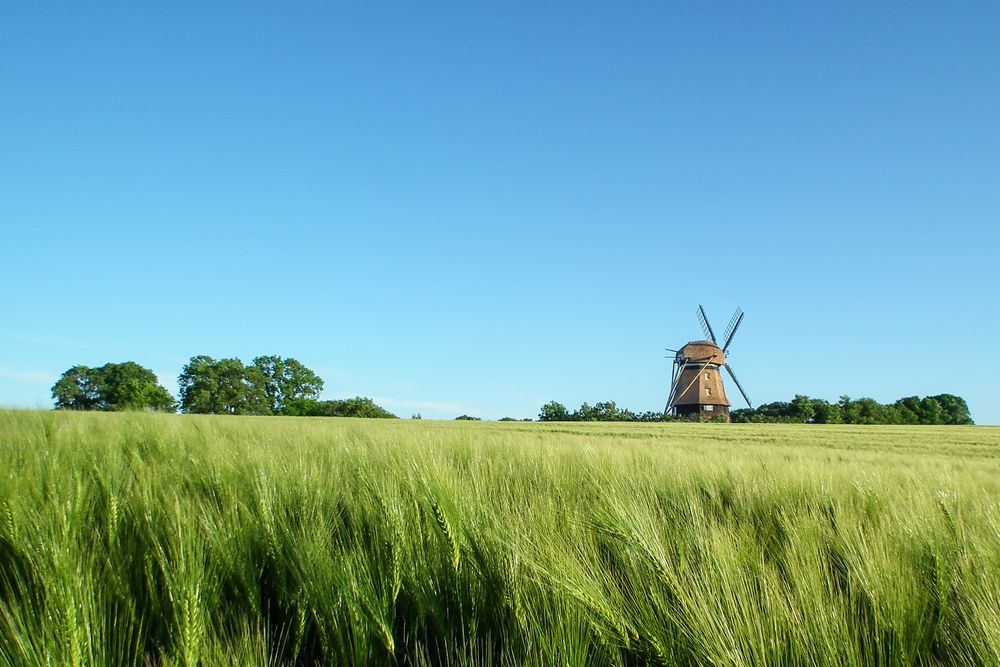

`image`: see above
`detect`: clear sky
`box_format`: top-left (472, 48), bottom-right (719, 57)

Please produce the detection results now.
top-left (2, 3), bottom-right (998, 423)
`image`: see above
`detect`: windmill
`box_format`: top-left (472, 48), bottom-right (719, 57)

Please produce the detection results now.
top-left (664, 305), bottom-right (752, 421)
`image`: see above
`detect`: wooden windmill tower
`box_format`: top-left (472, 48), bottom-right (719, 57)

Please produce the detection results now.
top-left (664, 305), bottom-right (752, 421)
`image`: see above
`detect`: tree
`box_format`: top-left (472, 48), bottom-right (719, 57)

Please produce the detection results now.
top-left (178, 356), bottom-right (266, 415)
top-left (811, 399), bottom-right (842, 424)
top-left (838, 396), bottom-right (861, 424)
top-left (251, 356), bottom-right (324, 415)
top-left (99, 362), bottom-right (176, 411)
top-left (919, 397), bottom-right (944, 425)
top-left (929, 394), bottom-right (973, 425)
top-left (52, 362), bottom-right (175, 412)
top-left (454, 414), bottom-right (481, 421)
top-left (790, 395), bottom-right (815, 423)
top-left (52, 365), bottom-right (103, 410)
top-left (853, 398), bottom-right (886, 424)
top-left (178, 356), bottom-right (221, 414)
top-left (538, 401), bottom-right (571, 422)
top-left (892, 396), bottom-right (923, 424)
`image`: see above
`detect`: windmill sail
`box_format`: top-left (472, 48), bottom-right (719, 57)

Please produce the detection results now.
top-left (721, 310), bottom-right (744, 354)
top-left (697, 305), bottom-right (716, 343)
top-left (724, 364), bottom-right (752, 409)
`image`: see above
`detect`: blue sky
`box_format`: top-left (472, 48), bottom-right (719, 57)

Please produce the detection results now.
top-left (2, 3), bottom-right (998, 423)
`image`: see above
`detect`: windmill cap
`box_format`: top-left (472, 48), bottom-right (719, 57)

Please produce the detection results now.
top-left (679, 340), bottom-right (726, 364)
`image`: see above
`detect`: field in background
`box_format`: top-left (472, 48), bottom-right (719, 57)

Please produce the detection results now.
top-left (1, 411), bottom-right (999, 666)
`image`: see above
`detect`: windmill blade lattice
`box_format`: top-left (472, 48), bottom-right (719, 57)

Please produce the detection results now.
top-left (721, 309), bottom-right (744, 354)
top-left (697, 305), bottom-right (717, 343)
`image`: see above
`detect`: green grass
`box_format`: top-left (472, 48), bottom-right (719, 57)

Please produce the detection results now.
top-left (1, 410), bottom-right (999, 666)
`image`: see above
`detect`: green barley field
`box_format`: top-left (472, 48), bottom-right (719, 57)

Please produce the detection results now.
top-left (1, 410), bottom-right (999, 666)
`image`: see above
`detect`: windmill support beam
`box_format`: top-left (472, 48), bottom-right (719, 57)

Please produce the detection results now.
top-left (664, 359), bottom-right (681, 415)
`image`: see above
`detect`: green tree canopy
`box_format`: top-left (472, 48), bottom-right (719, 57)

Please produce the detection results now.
top-left (252, 355), bottom-right (324, 415)
top-left (51, 365), bottom-right (103, 411)
top-left (790, 395), bottom-right (816, 423)
top-left (178, 355), bottom-right (324, 415)
top-left (538, 401), bottom-right (571, 422)
top-left (928, 394), bottom-right (973, 425)
top-left (178, 356), bottom-right (263, 415)
top-left (811, 399), bottom-right (843, 424)
top-left (52, 362), bottom-right (175, 412)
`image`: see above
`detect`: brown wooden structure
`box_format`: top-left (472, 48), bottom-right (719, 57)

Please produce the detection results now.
top-left (665, 306), bottom-right (752, 421)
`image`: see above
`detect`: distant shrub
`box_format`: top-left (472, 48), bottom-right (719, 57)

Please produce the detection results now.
top-left (285, 396), bottom-right (397, 419)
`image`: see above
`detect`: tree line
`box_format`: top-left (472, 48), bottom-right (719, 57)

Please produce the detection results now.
top-left (51, 361), bottom-right (972, 425)
top-left (731, 394), bottom-right (972, 425)
top-left (51, 357), bottom-right (398, 418)
top-left (537, 394), bottom-right (973, 425)
top-left (538, 400), bottom-right (667, 422)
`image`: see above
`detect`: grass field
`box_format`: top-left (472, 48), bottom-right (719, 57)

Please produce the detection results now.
top-left (1, 410), bottom-right (999, 666)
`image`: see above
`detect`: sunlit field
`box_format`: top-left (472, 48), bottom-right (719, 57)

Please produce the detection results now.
top-left (1, 410), bottom-right (999, 666)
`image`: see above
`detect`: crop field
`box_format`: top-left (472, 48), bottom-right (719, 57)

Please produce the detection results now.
top-left (1, 411), bottom-right (999, 666)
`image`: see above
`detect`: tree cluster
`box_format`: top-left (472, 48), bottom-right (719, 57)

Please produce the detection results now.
top-left (52, 362), bottom-right (176, 412)
top-left (731, 394), bottom-right (973, 425)
top-left (52, 356), bottom-right (397, 419)
top-left (537, 393), bottom-right (973, 425)
top-left (538, 400), bottom-right (667, 422)
top-left (178, 355), bottom-right (323, 415)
